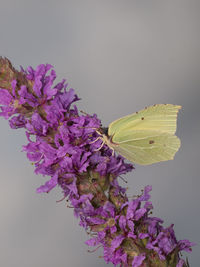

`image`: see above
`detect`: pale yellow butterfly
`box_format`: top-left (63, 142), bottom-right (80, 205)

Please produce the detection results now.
top-left (96, 104), bottom-right (181, 165)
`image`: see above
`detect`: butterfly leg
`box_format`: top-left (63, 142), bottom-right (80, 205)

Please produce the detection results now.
top-left (94, 139), bottom-right (105, 151)
top-left (111, 147), bottom-right (115, 156)
top-left (89, 136), bottom-right (101, 144)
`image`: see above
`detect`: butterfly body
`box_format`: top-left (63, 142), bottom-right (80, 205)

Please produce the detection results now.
top-left (97, 104), bottom-right (181, 165)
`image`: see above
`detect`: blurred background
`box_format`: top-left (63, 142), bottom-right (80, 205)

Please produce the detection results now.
top-left (0, 0), bottom-right (199, 266)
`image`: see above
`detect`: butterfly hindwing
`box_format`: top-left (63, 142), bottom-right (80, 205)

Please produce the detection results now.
top-left (112, 132), bottom-right (181, 165)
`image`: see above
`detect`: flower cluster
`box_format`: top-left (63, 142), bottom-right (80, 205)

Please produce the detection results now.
top-left (0, 57), bottom-right (194, 267)
top-left (84, 185), bottom-right (193, 266)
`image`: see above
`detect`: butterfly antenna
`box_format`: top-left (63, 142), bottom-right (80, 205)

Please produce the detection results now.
top-left (111, 147), bottom-right (115, 156)
top-left (90, 136), bottom-right (102, 144)
top-left (78, 126), bottom-right (97, 130)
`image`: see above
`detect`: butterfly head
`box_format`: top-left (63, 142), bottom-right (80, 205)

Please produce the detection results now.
top-left (100, 127), bottom-right (109, 136)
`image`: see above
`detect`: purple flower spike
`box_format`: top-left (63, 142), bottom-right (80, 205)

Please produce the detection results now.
top-left (0, 57), bottom-right (195, 267)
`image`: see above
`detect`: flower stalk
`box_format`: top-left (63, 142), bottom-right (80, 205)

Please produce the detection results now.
top-left (0, 57), bottom-right (194, 267)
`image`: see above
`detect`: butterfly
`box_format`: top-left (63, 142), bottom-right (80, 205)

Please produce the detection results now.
top-left (95, 104), bottom-right (181, 165)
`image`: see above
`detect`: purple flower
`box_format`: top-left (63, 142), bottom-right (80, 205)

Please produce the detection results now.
top-left (56, 88), bottom-right (79, 110)
top-left (0, 89), bottom-right (13, 105)
top-left (111, 235), bottom-right (125, 252)
top-left (177, 259), bottom-right (186, 267)
top-left (132, 254), bottom-right (146, 267)
top-left (178, 239), bottom-right (196, 252)
top-left (9, 114), bottom-right (26, 129)
top-left (26, 64), bottom-right (58, 99)
top-left (26, 113), bottom-right (49, 136)
top-left (37, 173), bottom-right (58, 193)
top-left (18, 85), bottom-right (37, 106)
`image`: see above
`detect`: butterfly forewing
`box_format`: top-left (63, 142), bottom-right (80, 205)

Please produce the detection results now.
top-left (109, 104), bottom-right (181, 140)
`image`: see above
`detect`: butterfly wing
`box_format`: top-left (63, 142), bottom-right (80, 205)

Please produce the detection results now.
top-left (111, 131), bottom-right (181, 165)
top-left (109, 104), bottom-right (181, 137)
top-left (108, 104), bottom-right (181, 165)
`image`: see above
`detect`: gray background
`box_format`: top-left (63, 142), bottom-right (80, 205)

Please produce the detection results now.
top-left (0, 1), bottom-right (199, 266)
